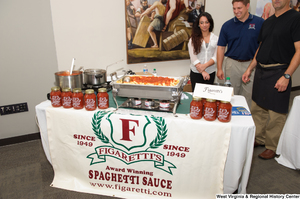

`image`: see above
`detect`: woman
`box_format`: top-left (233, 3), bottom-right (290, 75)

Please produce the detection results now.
top-left (188, 12), bottom-right (218, 92)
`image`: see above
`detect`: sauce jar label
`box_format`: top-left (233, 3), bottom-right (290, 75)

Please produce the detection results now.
top-left (98, 97), bottom-right (108, 108)
top-left (62, 96), bottom-right (72, 107)
top-left (52, 96), bottom-right (61, 106)
top-left (73, 97), bottom-right (82, 108)
top-left (204, 107), bottom-right (216, 119)
top-left (85, 99), bottom-right (96, 109)
top-left (218, 108), bottom-right (230, 120)
top-left (190, 106), bottom-right (201, 118)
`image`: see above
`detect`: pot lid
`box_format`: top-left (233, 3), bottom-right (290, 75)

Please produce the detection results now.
top-left (84, 69), bottom-right (106, 74)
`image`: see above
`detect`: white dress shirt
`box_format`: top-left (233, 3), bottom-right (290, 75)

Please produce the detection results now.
top-left (188, 32), bottom-right (218, 74)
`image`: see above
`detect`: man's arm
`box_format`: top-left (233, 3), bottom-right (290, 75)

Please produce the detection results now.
top-left (275, 41), bottom-right (300, 92)
top-left (135, 8), bottom-right (142, 18)
top-left (217, 46), bottom-right (226, 80)
top-left (242, 44), bottom-right (260, 83)
top-left (141, 2), bottom-right (158, 18)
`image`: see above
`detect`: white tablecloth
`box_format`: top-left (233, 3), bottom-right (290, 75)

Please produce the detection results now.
top-left (35, 95), bottom-right (255, 195)
top-left (276, 96), bottom-right (300, 169)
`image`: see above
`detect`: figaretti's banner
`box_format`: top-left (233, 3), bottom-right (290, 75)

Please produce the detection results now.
top-left (46, 108), bottom-right (231, 199)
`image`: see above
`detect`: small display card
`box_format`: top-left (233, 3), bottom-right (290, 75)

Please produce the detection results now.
top-left (193, 83), bottom-right (234, 102)
top-left (232, 107), bottom-right (251, 116)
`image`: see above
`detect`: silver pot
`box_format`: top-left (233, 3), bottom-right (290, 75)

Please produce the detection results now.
top-left (84, 69), bottom-right (107, 85)
top-left (55, 70), bottom-right (83, 90)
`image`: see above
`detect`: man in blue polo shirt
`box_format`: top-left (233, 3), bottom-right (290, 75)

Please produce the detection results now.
top-left (217, 0), bottom-right (264, 108)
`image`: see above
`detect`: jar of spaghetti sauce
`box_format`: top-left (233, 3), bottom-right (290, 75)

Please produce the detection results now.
top-left (203, 99), bottom-right (217, 121)
top-left (218, 101), bottom-right (232, 123)
top-left (72, 88), bottom-right (84, 109)
top-left (61, 88), bottom-right (72, 108)
top-left (97, 88), bottom-right (109, 109)
top-left (84, 89), bottom-right (97, 111)
top-left (50, 86), bottom-right (61, 107)
top-left (190, 97), bottom-right (202, 119)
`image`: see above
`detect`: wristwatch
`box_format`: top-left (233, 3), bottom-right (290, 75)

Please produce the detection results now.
top-left (283, 74), bottom-right (291, 79)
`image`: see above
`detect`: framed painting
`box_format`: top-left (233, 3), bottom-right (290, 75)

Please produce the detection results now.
top-left (256, 0), bottom-right (299, 19)
top-left (125, 0), bottom-right (206, 64)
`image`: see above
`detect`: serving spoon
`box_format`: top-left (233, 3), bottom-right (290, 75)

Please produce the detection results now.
top-left (70, 58), bottom-right (76, 75)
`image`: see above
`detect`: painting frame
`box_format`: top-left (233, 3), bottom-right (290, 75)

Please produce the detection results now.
top-left (125, 0), bottom-right (206, 64)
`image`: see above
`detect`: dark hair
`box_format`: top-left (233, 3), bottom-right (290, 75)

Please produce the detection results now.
top-left (232, 0), bottom-right (250, 6)
top-left (161, 0), bottom-right (167, 5)
top-left (191, 12), bottom-right (214, 55)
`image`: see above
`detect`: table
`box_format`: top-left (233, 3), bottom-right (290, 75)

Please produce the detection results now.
top-left (276, 96), bottom-right (300, 169)
top-left (35, 94), bottom-right (255, 198)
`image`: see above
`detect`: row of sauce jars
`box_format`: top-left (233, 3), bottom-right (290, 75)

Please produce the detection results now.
top-left (190, 97), bottom-right (232, 122)
top-left (50, 86), bottom-right (109, 111)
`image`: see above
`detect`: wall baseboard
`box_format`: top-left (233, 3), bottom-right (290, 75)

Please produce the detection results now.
top-left (292, 86), bottom-right (300, 91)
top-left (0, 133), bottom-right (40, 147)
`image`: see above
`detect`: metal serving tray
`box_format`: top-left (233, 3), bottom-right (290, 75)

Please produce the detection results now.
top-left (110, 75), bottom-right (189, 115)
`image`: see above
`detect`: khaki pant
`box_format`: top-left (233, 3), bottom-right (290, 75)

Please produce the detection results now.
top-left (251, 101), bottom-right (287, 151)
top-left (224, 57), bottom-right (254, 108)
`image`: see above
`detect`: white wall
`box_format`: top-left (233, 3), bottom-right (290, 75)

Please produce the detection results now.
top-left (0, 0), bottom-right (57, 139)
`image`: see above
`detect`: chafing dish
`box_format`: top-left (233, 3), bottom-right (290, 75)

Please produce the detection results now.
top-left (110, 75), bottom-right (189, 115)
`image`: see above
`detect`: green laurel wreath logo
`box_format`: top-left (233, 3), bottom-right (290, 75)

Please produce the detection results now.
top-left (149, 116), bottom-right (168, 149)
top-left (92, 111), bottom-right (110, 144)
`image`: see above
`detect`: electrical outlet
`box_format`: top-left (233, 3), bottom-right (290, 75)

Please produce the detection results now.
top-left (0, 103), bottom-right (28, 116)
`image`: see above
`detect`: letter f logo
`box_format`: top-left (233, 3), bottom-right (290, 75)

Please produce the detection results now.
top-left (119, 119), bottom-right (139, 141)
top-left (108, 114), bottom-right (150, 151)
